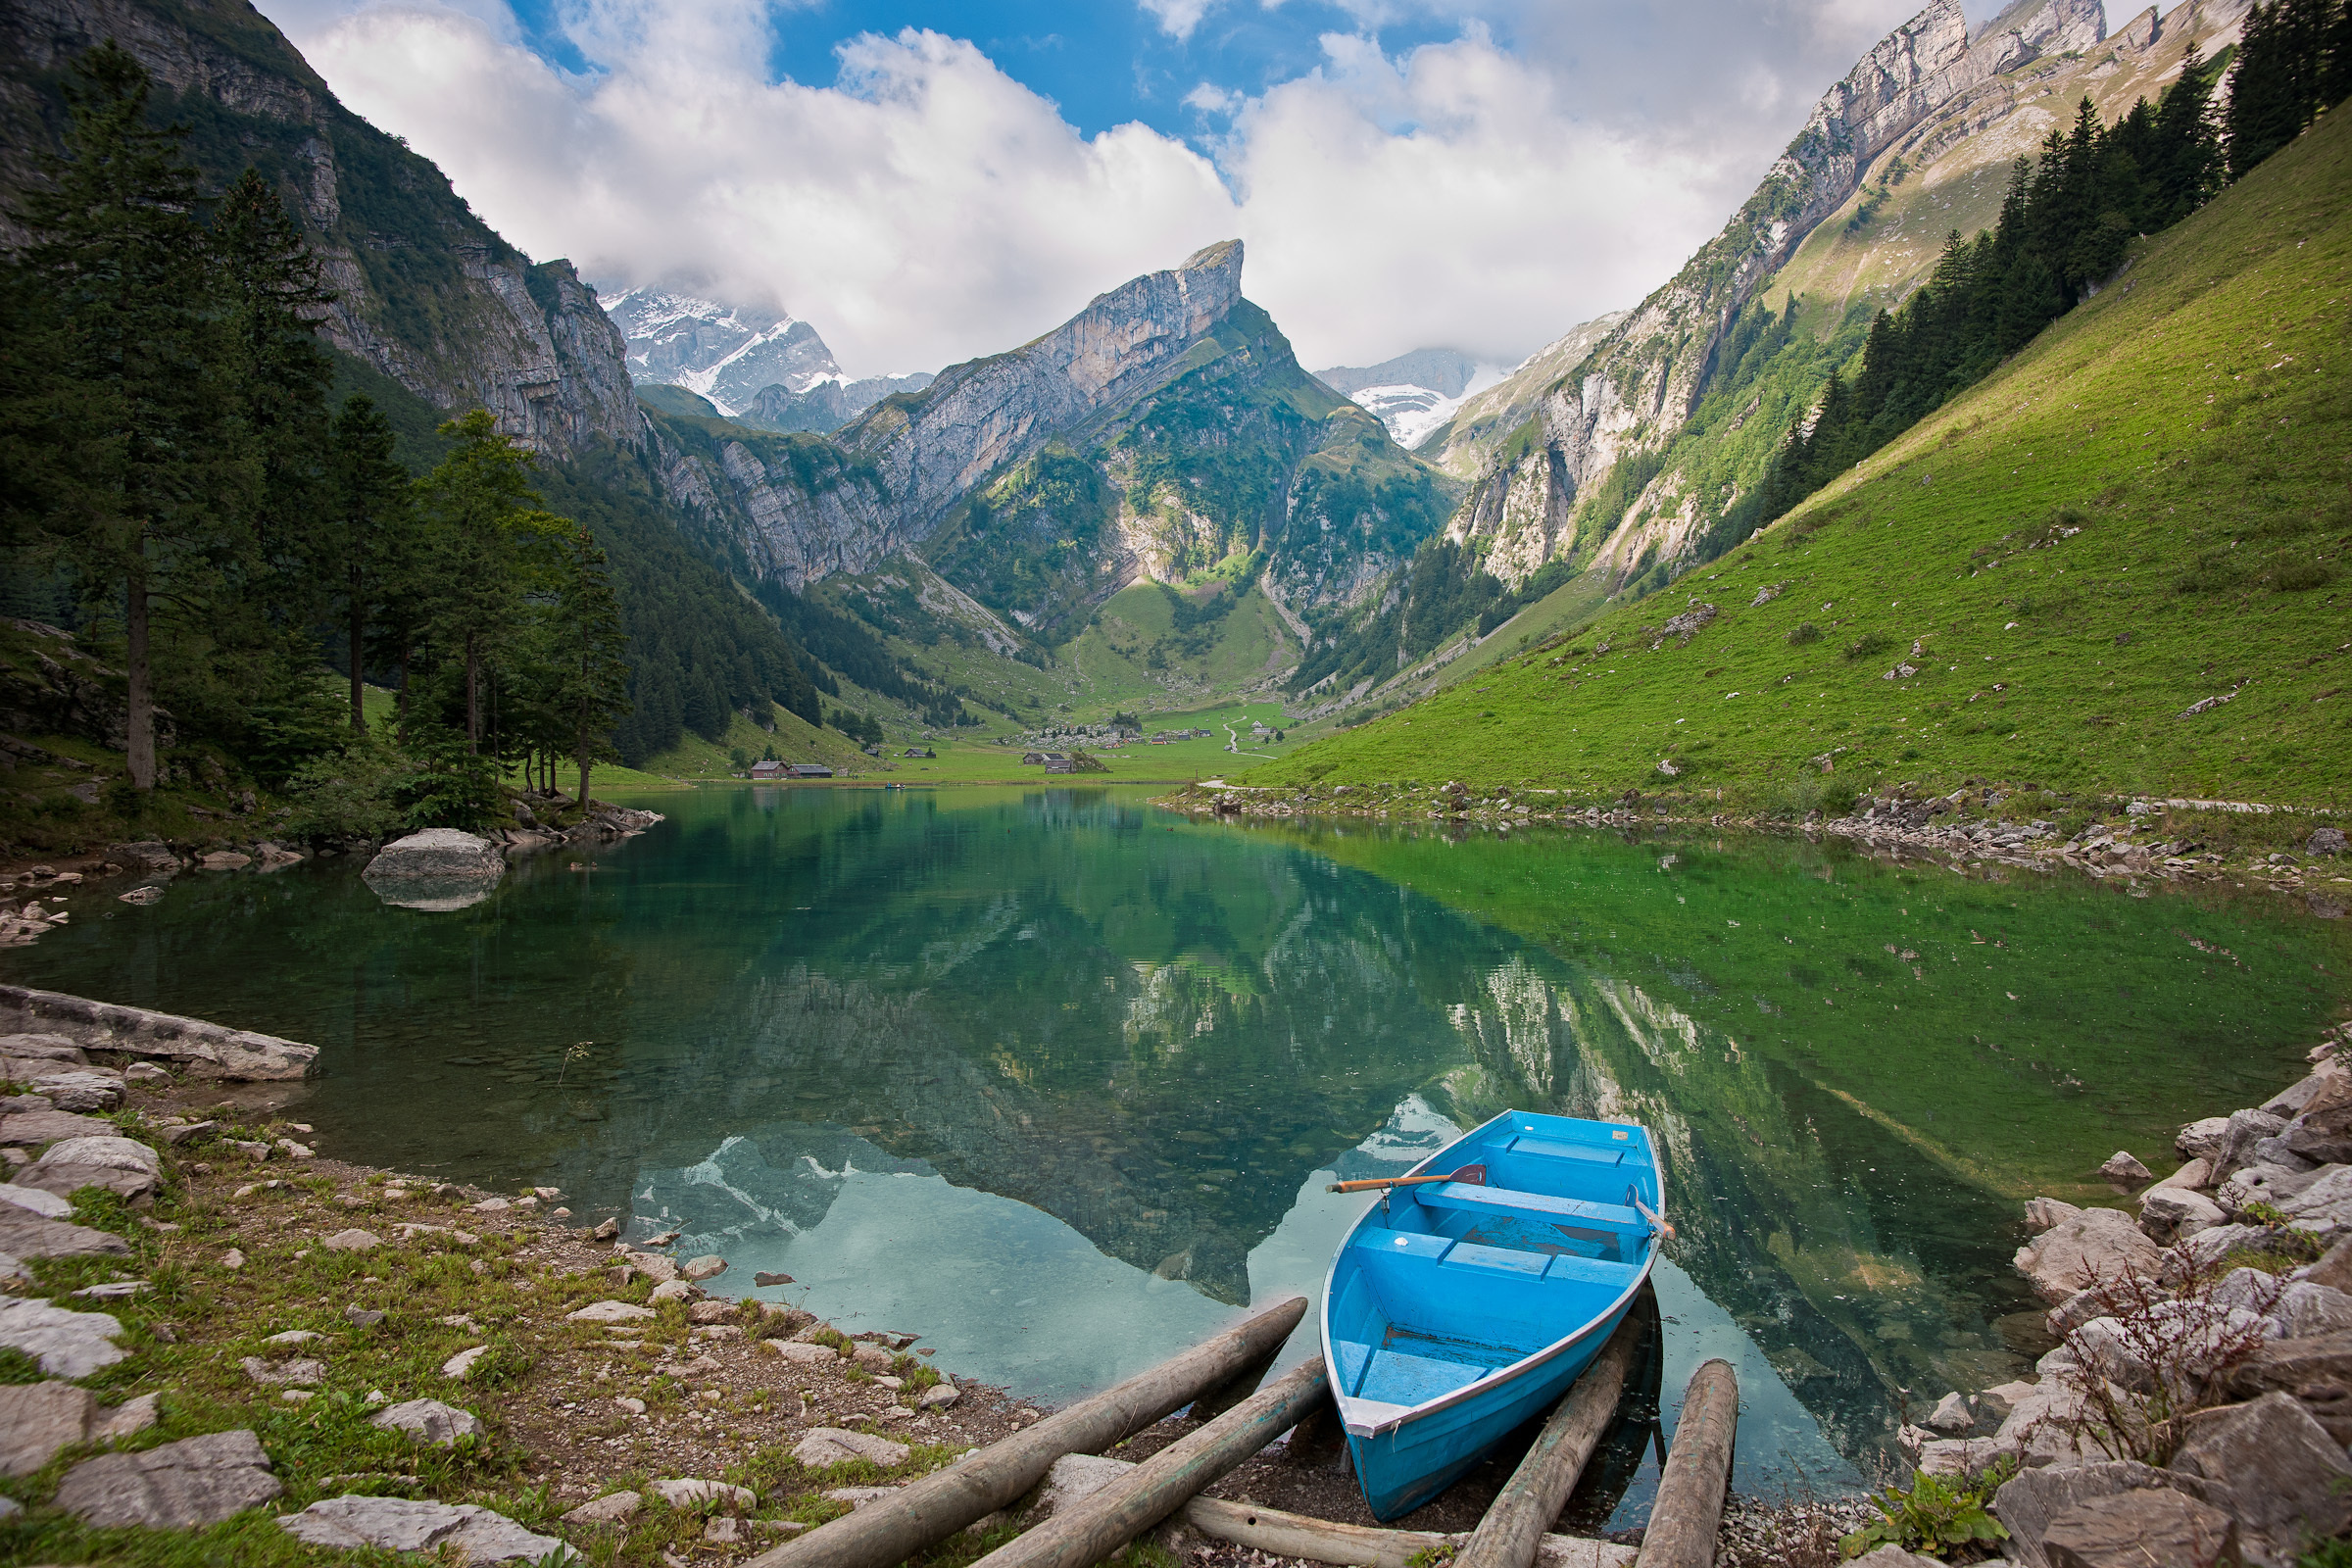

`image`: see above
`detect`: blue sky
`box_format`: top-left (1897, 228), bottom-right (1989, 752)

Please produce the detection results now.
top-left (263, 0), bottom-right (1977, 373)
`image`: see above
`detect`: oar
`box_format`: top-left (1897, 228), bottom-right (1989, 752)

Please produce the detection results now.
top-left (1326, 1164), bottom-right (1487, 1195)
top-left (1631, 1194), bottom-right (1676, 1241)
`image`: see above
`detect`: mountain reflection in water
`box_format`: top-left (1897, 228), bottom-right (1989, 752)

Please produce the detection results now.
top-left (8, 784), bottom-right (2343, 1505)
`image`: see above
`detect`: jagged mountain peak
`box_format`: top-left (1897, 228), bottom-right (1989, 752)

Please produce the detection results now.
top-left (604, 287), bottom-right (846, 416)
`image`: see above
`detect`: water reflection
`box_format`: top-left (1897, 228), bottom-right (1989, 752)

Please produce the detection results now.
top-left (6, 785), bottom-right (2343, 1504)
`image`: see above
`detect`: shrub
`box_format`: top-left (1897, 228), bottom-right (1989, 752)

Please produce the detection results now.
top-left (1787, 622), bottom-right (1822, 645)
top-left (1843, 632), bottom-right (1893, 661)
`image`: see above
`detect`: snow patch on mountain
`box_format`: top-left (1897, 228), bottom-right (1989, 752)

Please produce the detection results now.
top-left (604, 288), bottom-right (846, 416)
top-left (1314, 348), bottom-right (1506, 449)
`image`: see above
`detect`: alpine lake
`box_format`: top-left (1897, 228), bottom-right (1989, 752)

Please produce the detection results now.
top-left (9, 784), bottom-right (2349, 1528)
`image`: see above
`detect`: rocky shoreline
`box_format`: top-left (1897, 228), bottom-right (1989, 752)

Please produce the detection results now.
top-left (0, 803), bottom-right (665, 948)
top-left (0, 993), bottom-right (1050, 1564)
top-left (1849, 1015), bottom-right (2352, 1568)
top-left (1161, 780), bottom-right (2350, 908)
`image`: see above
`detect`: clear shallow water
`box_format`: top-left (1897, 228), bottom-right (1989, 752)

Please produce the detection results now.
top-left (9, 784), bottom-right (2347, 1518)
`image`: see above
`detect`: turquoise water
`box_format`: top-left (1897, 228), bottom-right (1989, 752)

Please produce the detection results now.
top-left (9, 783), bottom-right (2345, 1518)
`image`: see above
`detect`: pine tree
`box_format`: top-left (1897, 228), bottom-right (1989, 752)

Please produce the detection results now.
top-left (8, 45), bottom-right (248, 790)
top-left (545, 527), bottom-right (631, 804)
top-left (2148, 42), bottom-right (2225, 226)
top-left (2325, 0), bottom-right (2352, 107)
top-left (323, 395), bottom-right (416, 733)
top-left (416, 410), bottom-right (555, 752)
top-left (212, 169), bottom-right (333, 581)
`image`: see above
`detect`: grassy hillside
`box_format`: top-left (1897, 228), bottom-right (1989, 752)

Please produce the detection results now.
top-left (1243, 110), bottom-right (2352, 808)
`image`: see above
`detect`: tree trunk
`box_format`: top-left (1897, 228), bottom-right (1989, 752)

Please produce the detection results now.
top-left (465, 630), bottom-right (480, 753)
top-left (577, 701), bottom-right (591, 808)
top-left (125, 561), bottom-right (155, 790)
top-left (347, 565), bottom-right (366, 735)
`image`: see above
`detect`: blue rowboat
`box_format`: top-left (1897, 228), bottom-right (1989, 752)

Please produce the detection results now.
top-left (1319, 1109), bottom-right (1665, 1520)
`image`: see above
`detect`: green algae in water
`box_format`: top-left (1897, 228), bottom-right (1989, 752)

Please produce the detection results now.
top-left (7, 784), bottom-right (2344, 1508)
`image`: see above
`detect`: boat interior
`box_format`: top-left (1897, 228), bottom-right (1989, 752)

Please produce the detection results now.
top-left (1327, 1118), bottom-right (1659, 1412)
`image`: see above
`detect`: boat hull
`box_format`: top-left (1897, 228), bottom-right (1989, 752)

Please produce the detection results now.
top-left (1345, 1291), bottom-right (1640, 1518)
top-left (1321, 1109), bottom-right (1662, 1521)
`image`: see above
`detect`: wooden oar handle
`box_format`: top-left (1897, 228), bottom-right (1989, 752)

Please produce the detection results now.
top-left (1326, 1174), bottom-right (1448, 1194)
top-left (1632, 1196), bottom-right (1677, 1241)
top-left (1325, 1165), bottom-right (1484, 1195)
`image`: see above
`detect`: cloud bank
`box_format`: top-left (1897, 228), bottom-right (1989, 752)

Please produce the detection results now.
top-left (265, 0), bottom-right (1945, 376)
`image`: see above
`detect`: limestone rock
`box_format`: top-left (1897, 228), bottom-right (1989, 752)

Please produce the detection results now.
top-left (361, 830), bottom-right (507, 913)
top-left (0, 985), bottom-right (318, 1079)
top-left (321, 1228), bottom-right (381, 1251)
top-left (0, 1295), bottom-right (125, 1377)
top-left (0, 1206), bottom-right (132, 1261)
top-left (241, 1355), bottom-right (325, 1387)
top-left (1924, 1391), bottom-right (1975, 1433)
top-left (2015, 1205), bottom-right (2161, 1303)
top-left (97, 1392), bottom-right (159, 1440)
top-left (17, 1134), bottom-right (163, 1201)
top-left (278, 1494), bottom-right (566, 1560)
top-left (562, 1490), bottom-right (643, 1526)
top-left (2215, 1108), bottom-right (2287, 1182)
top-left (2212, 1266), bottom-right (2285, 1316)
top-left (918, 1381), bottom-right (962, 1409)
top-left (2043, 1491), bottom-right (2236, 1565)
top-left (2310, 826), bottom-right (2348, 857)
top-left (2170, 1391), bottom-right (2352, 1550)
top-left (0, 1181), bottom-right (72, 1218)
top-left (824, 1486), bottom-right (899, 1508)
top-left (29, 1071), bottom-right (123, 1111)
top-left (2071, 1302), bottom-right (2273, 1396)
top-left (2299, 1234), bottom-right (2352, 1294)
top-left (682, 1253), bottom-right (727, 1281)
top-left (442, 1345), bottom-right (487, 1379)
top-left (565, 1298), bottom-right (656, 1323)
top-left (0, 1108), bottom-right (115, 1145)
top-left (2026, 1196), bottom-right (2082, 1233)
top-left (1992, 1461), bottom-right (2227, 1568)
top-left (2276, 1164), bottom-right (2352, 1234)
top-left (2228, 1328), bottom-right (2352, 1443)
top-left (2100, 1150), bottom-right (2154, 1184)
top-left (648, 1278), bottom-right (696, 1301)
top-left (1847, 1550), bottom-right (1941, 1568)
top-left (0, 1380), bottom-right (96, 1476)
top-left (370, 1397), bottom-right (482, 1446)
top-left (1913, 1437), bottom-right (2007, 1477)
top-left (2175, 1223), bottom-right (2270, 1281)
top-left (2140, 1186), bottom-right (2225, 1244)
top-left (651, 1477), bottom-right (757, 1509)
top-left (2273, 1280), bottom-right (2352, 1339)
top-left (852, 1342), bottom-right (895, 1370)
top-left (792, 1427), bottom-right (909, 1468)
top-left (766, 1339), bottom-right (840, 1364)
top-left (55, 1429), bottom-right (282, 1528)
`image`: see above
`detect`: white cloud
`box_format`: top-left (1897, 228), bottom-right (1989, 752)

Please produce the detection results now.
top-left (265, 0), bottom-right (1946, 375)
top-left (1137, 0), bottom-right (1219, 41)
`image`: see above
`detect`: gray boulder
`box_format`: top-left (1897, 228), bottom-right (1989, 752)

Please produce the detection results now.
top-left (2140, 1186), bottom-right (2225, 1244)
top-left (27, 1070), bottom-right (122, 1111)
top-left (55, 1429), bottom-right (282, 1527)
top-left (2041, 1488), bottom-right (2236, 1568)
top-left (2100, 1150), bottom-right (2154, 1184)
top-left (0, 1206), bottom-right (133, 1262)
top-left (2310, 826), bottom-right (2348, 857)
top-left (2068, 1302), bottom-right (2272, 1397)
top-left (2015, 1205), bottom-right (2161, 1303)
top-left (2277, 1164), bottom-right (2352, 1235)
top-left (279, 1494), bottom-right (567, 1560)
top-left (2273, 1280), bottom-right (2352, 1339)
top-left (361, 829), bottom-right (505, 912)
top-left (791, 1427), bottom-right (908, 1467)
top-left (0, 1108), bottom-right (115, 1146)
top-left (1992, 1461), bottom-right (2230, 1568)
top-left (0, 1381), bottom-right (97, 1477)
top-left (17, 1134), bottom-right (164, 1201)
top-left (2217, 1161), bottom-right (2326, 1215)
top-left (2179, 1116), bottom-right (2233, 1162)
top-left (2228, 1329), bottom-right (2352, 1444)
top-left (2169, 1391), bottom-right (2352, 1555)
top-left (1924, 1391), bottom-right (1975, 1433)
top-left (370, 1397), bottom-right (482, 1446)
top-left (2283, 1077), bottom-right (2352, 1165)
top-left (0, 1295), bottom-right (125, 1377)
top-left (2215, 1108), bottom-right (2287, 1182)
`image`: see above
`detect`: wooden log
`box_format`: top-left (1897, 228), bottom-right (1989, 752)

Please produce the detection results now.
top-left (1177, 1494), bottom-right (1634, 1568)
top-left (972, 1355), bottom-right (1331, 1568)
top-left (1633, 1359), bottom-right (1738, 1568)
top-left (1455, 1302), bottom-right (1650, 1568)
top-left (742, 1296), bottom-right (1308, 1568)
top-left (1191, 1338), bottom-right (1283, 1421)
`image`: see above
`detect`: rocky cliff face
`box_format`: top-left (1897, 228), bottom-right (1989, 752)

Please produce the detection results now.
top-left (0, 0), bottom-right (643, 459)
top-left (1441, 0), bottom-right (2113, 592)
top-left (841, 242), bottom-right (1247, 529)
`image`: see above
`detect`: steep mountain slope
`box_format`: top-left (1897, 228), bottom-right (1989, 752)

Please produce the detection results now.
top-left (0, 0), bottom-right (637, 459)
top-left (1243, 105), bottom-right (2352, 807)
top-left (1418, 312), bottom-right (1627, 477)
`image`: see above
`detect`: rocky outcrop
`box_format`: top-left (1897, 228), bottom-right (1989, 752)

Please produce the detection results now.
top-left (0, 0), bottom-right (641, 460)
top-left (842, 241), bottom-right (1245, 530)
top-left (0, 988), bottom-right (318, 1079)
top-left (1440, 0), bottom-right (2115, 591)
top-left (361, 828), bottom-right (506, 911)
